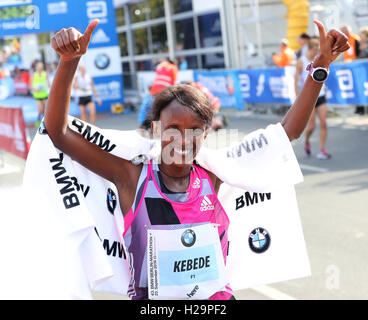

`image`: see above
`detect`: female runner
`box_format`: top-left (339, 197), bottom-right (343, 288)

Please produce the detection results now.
top-left (44, 20), bottom-right (348, 300)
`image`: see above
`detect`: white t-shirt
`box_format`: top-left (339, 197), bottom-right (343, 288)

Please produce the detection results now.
top-left (75, 73), bottom-right (93, 97)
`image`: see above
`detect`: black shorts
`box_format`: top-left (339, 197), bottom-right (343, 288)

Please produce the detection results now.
top-left (315, 95), bottom-right (326, 108)
top-left (78, 96), bottom-right (93, 106)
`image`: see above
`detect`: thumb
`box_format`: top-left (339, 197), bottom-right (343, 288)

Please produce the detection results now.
top-left (313, 20), bottom-right (327, 41)
top-left (83, 19), bottom-right (99, 41)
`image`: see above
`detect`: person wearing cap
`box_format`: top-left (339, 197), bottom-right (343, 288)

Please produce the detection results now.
top-left (340, 24), bottom-right (360, 62)
top-left (272, 38), bottom-right (296, 67)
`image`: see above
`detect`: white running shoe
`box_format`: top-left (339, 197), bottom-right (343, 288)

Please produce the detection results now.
top-left (316, 150), bottom-right (331, 160)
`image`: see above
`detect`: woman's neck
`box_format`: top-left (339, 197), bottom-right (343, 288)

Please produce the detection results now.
top-left (158, 163), bottom-right (192, 193)
top-left (158, 162), bottom-right (192, 178)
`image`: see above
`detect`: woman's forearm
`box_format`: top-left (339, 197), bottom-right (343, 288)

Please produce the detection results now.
top-left (282, 56), bottom-right (329, 141)
top-left (282, 77), bottom-right (323, 140)
top-left (44, 57), bottom-right (81, 138)
top-left (281, 20), bottom-right (350, 141)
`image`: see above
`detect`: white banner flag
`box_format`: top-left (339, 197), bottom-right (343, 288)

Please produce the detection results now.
top-left (218, 183), bottom-right (311, 290)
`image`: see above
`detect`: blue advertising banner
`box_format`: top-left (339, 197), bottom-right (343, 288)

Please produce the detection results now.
top-left (194, 60), bottom-right (368, 107)
top-left (193, 70), bottom-right (244, 109)
top-left (326, 60), bottom-right (368, 105)
top-left (237, 67), bottom-right (296, 104)
top-left (0, 0), bottom-right (124, 111)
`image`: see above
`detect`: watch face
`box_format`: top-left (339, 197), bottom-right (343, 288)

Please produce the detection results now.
top-left (314, 69), bottom-right (328, 82)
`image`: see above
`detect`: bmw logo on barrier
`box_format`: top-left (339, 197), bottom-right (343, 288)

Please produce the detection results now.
top-left (181, 229), bottom-right (196, 247)
top-left (106, 188), bottom-right (117, 215)
top-left (95, 53), bottom-right (110, 70)
top-left (248, 227), bottom-right (271, 254)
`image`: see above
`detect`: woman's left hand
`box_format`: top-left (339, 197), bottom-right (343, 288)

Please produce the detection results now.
top-left (313, 20), bottom-right (350, 67)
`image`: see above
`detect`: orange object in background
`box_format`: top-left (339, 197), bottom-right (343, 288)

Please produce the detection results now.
top-left (12, 38), bottom-right (21, 53)
top-left (343, 33), bottom-right (361, 62)
top-left (272, 43), bottom-right (295, 67)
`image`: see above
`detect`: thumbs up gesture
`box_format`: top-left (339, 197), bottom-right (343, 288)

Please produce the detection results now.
top-left (51, 20), bottom-right (99, 61)
top-left (313, 20), bottom-right (350, 67)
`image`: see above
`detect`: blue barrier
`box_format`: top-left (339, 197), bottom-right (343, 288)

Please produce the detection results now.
top-left (236, 67), bottom-right (296, 104)
top-left (193, 60), bottom-right (368, 107)
top-left (193, 70), bottom-right (244, 109)
top-left (326, 60), bottom-right (368, 105)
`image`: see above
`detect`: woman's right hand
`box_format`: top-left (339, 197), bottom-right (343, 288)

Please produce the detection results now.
top-left (51, 19), bottom-right (99, 62)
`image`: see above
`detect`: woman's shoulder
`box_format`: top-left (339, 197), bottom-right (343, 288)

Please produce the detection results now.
top-left (195, 162), bottom-right (223, 194)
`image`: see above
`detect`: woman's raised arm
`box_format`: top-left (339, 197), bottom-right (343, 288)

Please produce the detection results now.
top-left (44, 20), bottom-right (139, 190)
top-left (282, 20), bottom-right (350, 141)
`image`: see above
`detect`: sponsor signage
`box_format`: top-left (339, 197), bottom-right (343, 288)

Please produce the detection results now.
top-left (0, 0), bottom-right (124, 110)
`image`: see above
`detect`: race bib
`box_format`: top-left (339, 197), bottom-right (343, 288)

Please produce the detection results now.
top-left (147, 223), bottom-right (228, 300)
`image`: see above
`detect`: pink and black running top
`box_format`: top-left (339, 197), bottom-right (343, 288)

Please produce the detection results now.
top-left (123, 161), bottom-right (234, 300)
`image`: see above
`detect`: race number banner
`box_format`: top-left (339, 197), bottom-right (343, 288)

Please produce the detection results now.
top-left (0, 0), bottom-right (124, 111)
top-left (147, 223), bottom-right (228, 300)
top-left (0, 106), bottom-right (28, 159)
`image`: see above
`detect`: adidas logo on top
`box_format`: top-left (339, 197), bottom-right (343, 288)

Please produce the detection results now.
top-left (92, 29), bottom-right (111, 44)
top-left (200, 195), bottom-right (214, 212)
top-left (193, 177), bottom-right (200, 189)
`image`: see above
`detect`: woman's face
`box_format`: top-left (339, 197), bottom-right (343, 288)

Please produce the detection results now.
top-left (79, 65), bottom-right (86, 74)
top-left (36, 62), bottom-right (44, 72)
top-left (360, 31), bottom-right (368, 41)
top-left (153, 99), bottom-right (208, 168)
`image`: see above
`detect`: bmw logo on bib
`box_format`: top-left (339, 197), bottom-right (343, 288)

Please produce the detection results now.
top-left (95, 53), bottom-right (110, 70)
top-left (248, 227), bottom-right (271, 254)
top-left (181, 229), bottom-right (196, 247)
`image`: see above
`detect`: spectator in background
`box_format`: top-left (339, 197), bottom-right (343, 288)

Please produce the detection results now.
top-left (341, 25), bottom-right (365, 115)
top-left (46, 62), bottom-right (57, 88)
top-left (178, 57), bottom-right (188, 70)
top-left (294, 37), bottom-right (331, 160)
top-left (150, 57), bottom-right (178, 96)
top-left (272, 38), bottom-right (295, 67)
top-left (137, 84), bottom-right (155, 132)
top-left (0, 63), bottom-right (6, 79)
top-left (358, 26), bottom-right (368, 58)
top-left (340, 24), bottom-right (360, 62)
top-left (30, 61), bottom-right (49, 128)
top-left (296, 32), bottom-right (311, 59)
top-left (355, 26), bottom-right (368, 115)
top-left (73, 65), bottom-right (101, 125)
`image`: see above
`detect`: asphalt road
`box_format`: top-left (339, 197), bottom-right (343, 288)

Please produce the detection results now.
top-left (1, 107), bottom-right (367, 300)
